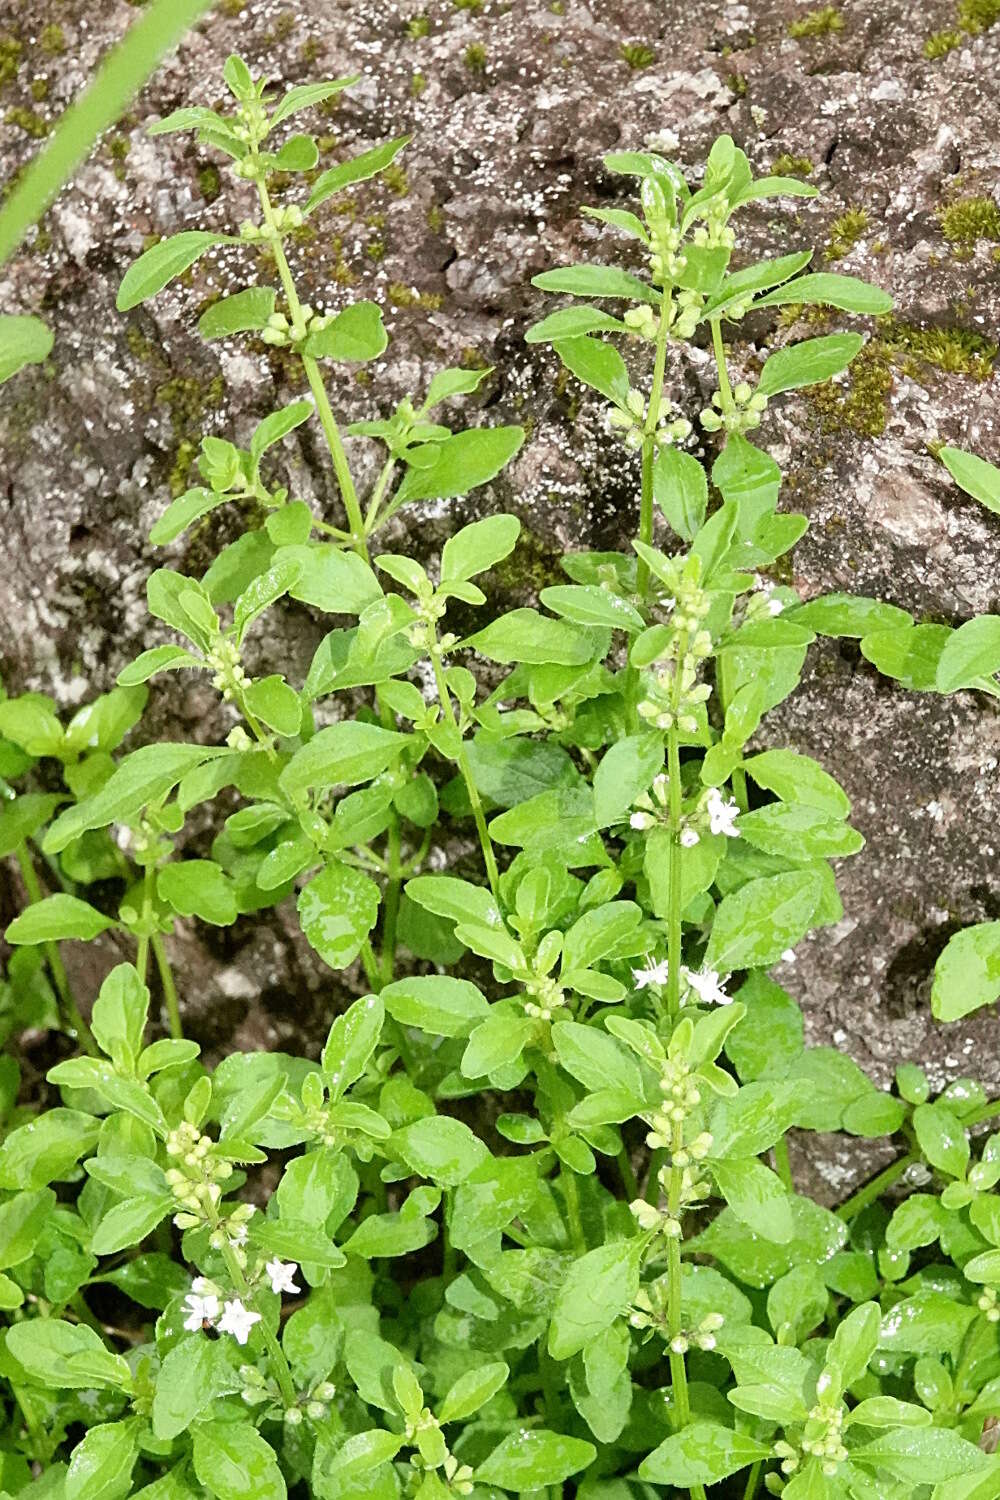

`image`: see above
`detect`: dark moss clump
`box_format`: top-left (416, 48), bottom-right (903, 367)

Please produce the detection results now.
top-left (939, 195), bottom-right (1000, 247)
top-left (389, 282), bottom-right (444, 310)
top-left (788, 6), bottom-right (844, 37)
top-left (197, 164), bottom-right (222, 202)
top-left (620, 41), bottom-right (656, 68)
top-left (6, 106), bottom-right (49, 137)
top-left (808, 317), bottom-right (997, 436)
top-left (771, 154), bottom-right (814, 179)
top-left (463, 42), bottom-right (487, 73)
top-left (825, 207), bottom-right (868, 260)
top-left (0, 35), bottom-right (23, 88)
top-left (39, 24), bottom-right (65, 54)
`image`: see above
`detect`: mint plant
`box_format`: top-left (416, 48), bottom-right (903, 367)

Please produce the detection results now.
top-left (2, 56), bottom-right (1000, 1500)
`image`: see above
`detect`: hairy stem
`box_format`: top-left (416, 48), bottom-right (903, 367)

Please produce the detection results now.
top-left (429, 648), bottom-right (501, 901)
top-left (743, 1460), bottom-right (763, 1499)
top-left (561, 1169), bottom-right (586, 1257)
top-left (16, 842), bottom-right (97, 1054)
top-left (254, 174), bottom-right (367, 557)
top-left (635, 290), bottom-right (672, 599)
top-left (216, 1232), bottom-right (296, 1408)
top-left (667, 1145), bottom-right (707, 1500)
top-left (773, 1135), bottom-right (794, 1192)
top-left (710, 317), bottom-right (734, 416)
top-left (837, 1152), bottom-right (915, 1222)
top-left (150, 931), bottom-right (182, 1041)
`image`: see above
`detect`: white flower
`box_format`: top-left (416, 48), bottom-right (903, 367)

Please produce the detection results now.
top-left (182, 1289), bottom-right (220, 1332)
top-left (217, 1298), bottom-right (262, 1346)
top-left (679, 827), bottom-right (700, 847)
top-left (630, 810), bottom-right (656, 831)
top-left (633, 958), bottom-right (670, 991)
top-left (228, 1223), bottom-right (250, 1248)
top-left (706, 786), bottom-right (740, 838)
top-left (767, 597), bottom-right (784, 616)
top-left (266, 1258), bottom-right (301, 1296)
top-left (682, 967), bottom-right (732, 1006)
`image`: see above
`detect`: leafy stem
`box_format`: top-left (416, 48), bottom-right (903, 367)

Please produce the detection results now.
top-left (666, 1125), bottom-right (706, 1500)
top-left (150, 930), bottom-right (183, 1041)
top-left (253, 172), bottom-right (367, 559)
top-left (214, 1228), bottom-right (296, 1409)
top-left (428, 645), bottom-right (501, 902)
top-left (710, 316), bottom-right (734, 417)
top-left (15, 841), bottom-right (97, 1054)
top-left (636, 287), bottom-right (673, 600)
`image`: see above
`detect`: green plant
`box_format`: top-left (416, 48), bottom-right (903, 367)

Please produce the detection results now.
top-left (5, 56), bottom-right (1000, 1500)
top-left (938, 195), bottom-right (1000, 248)
top-left (620, 41), bottom-right (657, 69)
top-left (787, 6), bottom-right (845, 38)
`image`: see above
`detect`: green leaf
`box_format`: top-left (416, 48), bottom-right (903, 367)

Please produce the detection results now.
top-left (6, 1318), bottom-right (130, 1389)
top-left (552, 335), bottom-right (630, 405)
top-left (158, 860), bottom-right (238, 926)
top-left (851, 1428), bottom-right (988, 1486)
top-left (381, 975), bottom-right (489, 1037)
top-left (941, 445), bottom-right (1000, 515)
top-left (44, 743), bottom-right (226, 852)
top-left (306, 135), bottom-right (410, 212)
top-left (539, 584), bottom-right (645, 633)
top-left (462, 1012), bottom-right (536, 1079)
top-left (91, 963), bottom-right (148, 1063)
top-left (706, 870), bottom-right (824, 971)
top-left (423, 365), bottom-right (493, 407)
top-left (404, 875), bottom-right (500, 928)
top-left (441, 514), bottom-right (521, 582)
top-left (532, 263), bottom-right (659, 304)
top-left (273, 132), bottom-right (319, 171)
top-left (0, 792), bottom-right (64, 857)
top-left (0, 1109), bottom-right (101, 1189)
top-left (712, 1157), bottom-right (793, 1241)
top-left (243, 674), bottom-right (301, 736)
top-left (0, 1188), bottom-right (55, 1269)
top-left (932, 922), bottom-right (1000, 1021)
top-left (279, 721), bottom-right (408, 797)
top-left (91, 1195), bottom-right (173, 1255)
top-left (861, 623), bottom-right (953, 692)
top-left (152, 1336), bottom-right (240, 1440)
top-left (755, 272), bottom-right (894, 315)
top-left (65, 1419), bottom-right (139, 1500)
top-left (548, 1240), bottom-right (640, 1359)
top-left (912, 1102), bottom-right (969, 1178)
top-left (879, 1293), bottom-right (977, 1359)
top-left (0, 313), bottom-right (53, 383)
top-left (654, 445), bottom-right (708, 540)
top-left (639, 1423), bottom-right (771, 1486)
top-left (475, 1430), bottom-right (596, 1491)
top-left (250, 400), bottom-right (315, 459)
top-left (197, 286), bottom-right (276, 339)
top-left (304, 300), bottom-right (388, 361)
top-left (465, 607), bottom-right (595, 665)
top-left (192, 1421), bottom-right (286, 1500)
top-left (737, 803), bottom-right (863, 859)
top-left (396, 426), bottom-right (525, 503)
top-left (824, 1299), bottom-right (881, 1398)
top-left (298, 862), bottom-right (380, 971)
top-left (524, 305), bottom-right (627, 343)
top-left (438, 1361), bottom-right (509, 1423)
top-left (758, 333), bottom-right (864, 397)
top-left (277, 543), bottom-right (382, 615)
top-left (936, 616), bottom-right (1000, 693)
top-left (552, 1020), bottom-right (642, 1096)
top-left (6, 893), bottom-right (114, 944)
top-left (150, 484), bottom-right (230, 545)
top-left (117, 231), bottom-right (232, 311)
top-left (726, 974), bottom-right (804, 1081)
top-left (269, 77), bottom-right (359, 127)
top-left (390, 1116), bottom-right (489, 1186)
top-left (593, 733), bottom-right (664, 828)
top-left (743, 749), bottom-right (850, 817)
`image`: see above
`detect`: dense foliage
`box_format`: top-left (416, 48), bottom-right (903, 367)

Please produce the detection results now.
top-left (4, 54), bottom-right (1000, 1500)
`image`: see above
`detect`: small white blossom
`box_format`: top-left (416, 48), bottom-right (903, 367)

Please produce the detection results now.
top-left (218, 1298), bottom-right (262, 1346)
top-left (633, 958), bottom-right (670, 991)
top-left (266, 1258), bottom-right (300, 1296)
top-left (706, 787), bottom-right (740, 838)
top-left (229, 1223), bottom-right (250, 1248)
top-left (679, 827), bottom-right (700, 847)
top-left (182, 1289), bottom-right (220, 1331)
top-left (683, 967), bottom-right (732, 1006)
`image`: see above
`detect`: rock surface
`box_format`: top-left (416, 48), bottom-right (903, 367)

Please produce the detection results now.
top-left (2, 0), bottom-right (1000, 1197)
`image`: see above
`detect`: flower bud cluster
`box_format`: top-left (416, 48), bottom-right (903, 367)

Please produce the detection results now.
top-left (627, 1283), bottom-right (725, 1353)
top-left (799, 1403), bottom-right (849, 1475)
top-left (624, 306), bottom-right (660, 342)
top-left (166, 1121), bottom-right (234, 1230)
top-left (691, 193), bottom-right (735, 250)
top-left (406, 596), bottom-right (455, 655)
top-left (700, 380), bottom-right (768, 435)
top-left (206, 637), bottom-right (249, 701)
top-left (524, 973), bottom-right (566, 1022)
top-left (746, 574), bottom-right (784, 620)
top-left (645, 1059), bottom-right (707, 1146)
top-left (637, 645), bottom-right (712, 734)
top-left (261, 301), bottom-right (329, 347)
top-left (978, 1286), bottom-right (1000, 1323)
top-left (232, 101), bottom-right (268, 147)
top-left (607, 389), bottom-right (692, 451)
top-left (668, 288), bottom-right (704, 341)
top-left (648, 222), bottom-right (686, 286)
